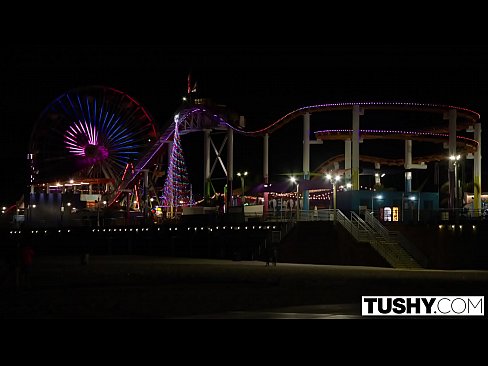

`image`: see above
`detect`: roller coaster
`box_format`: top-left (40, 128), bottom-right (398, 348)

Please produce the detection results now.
top-left (24, 87), bottom-right (482, 225)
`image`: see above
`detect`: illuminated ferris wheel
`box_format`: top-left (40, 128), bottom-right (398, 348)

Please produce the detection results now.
top-left (29, 86), bottom-right (157, 187)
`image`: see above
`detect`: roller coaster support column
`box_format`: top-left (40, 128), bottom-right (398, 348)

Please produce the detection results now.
top-left (345, 139), bottom-right (351, 186)
top-left (405, 140), bottom-right (412, 193)
top-left (445, 109), bottom-right (457, 209)
top-left (204, 129), bottom-right (211, 201)
top-left (405, 172), bottom-right (412, 193)
top-left (374, 163), bottom-right (381, 185)
top-left (404, 139), bottom-right (426, 193)
top-left (352, 105), bottom-right (363, 191)
top-left (226, 127), bottom-right (234, 208)
top-left (474, 123), bottom-right (482, 216)
top-left (263, 133), bottom-right (269, 214)
top-left (303, 112), bottom-right (311, 210)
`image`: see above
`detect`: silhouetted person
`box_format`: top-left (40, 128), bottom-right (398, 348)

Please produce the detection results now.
top-left (265, 241), bottom-right (269, 266)
top-left (271, 245), bottom-right (277, 266)
top-left (265, 243), bottom-right (277, 267)
top-left (81, 241), bottom-right (90, 266)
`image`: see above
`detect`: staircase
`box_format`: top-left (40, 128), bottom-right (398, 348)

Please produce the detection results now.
top-left (335, 209), bottom-right (425, 269)
top-left (362, 211), bottom-right (427, 269)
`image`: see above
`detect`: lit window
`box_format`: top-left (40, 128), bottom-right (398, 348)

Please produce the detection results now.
top-left (383, 207), bottom-right (392, 222)
top-left (392, 207), bottom-right (399, 222)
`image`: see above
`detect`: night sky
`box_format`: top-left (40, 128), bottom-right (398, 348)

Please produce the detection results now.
top-left (2, 45), bottom-right (488, 204)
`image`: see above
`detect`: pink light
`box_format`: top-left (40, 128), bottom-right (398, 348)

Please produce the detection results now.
top-left (65, 120), bottom-right (99, 156)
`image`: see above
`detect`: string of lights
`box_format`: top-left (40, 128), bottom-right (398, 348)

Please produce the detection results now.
top-left (161, 121), bottom-right (193, 208)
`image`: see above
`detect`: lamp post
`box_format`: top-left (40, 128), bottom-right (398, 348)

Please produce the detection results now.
top-left (449, 154), bottom-right (461, 210)
top-left (29, 204), bottom-right (36, 225)
top-left (237, 171), bottom-right (248, 204)
top-left (102, 200), bottom-right (107, 226)
top-left (96, 200), bottom-right (100, 227)
top-left (418, 191), bottom-right (421, 222)
top-left (290, 177), bottom-right (299, 220)
top-left (326, 174), bottom-right (341, 222)
top-left (401, 193), bottom-right (404, 222)
top-left (372, 194), bottom-right (383, 217)
top-left (408, 194), bottom-right (420, 223)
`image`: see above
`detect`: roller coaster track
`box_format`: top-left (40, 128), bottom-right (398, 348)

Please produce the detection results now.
top-left (111, 102), bottom-right (480, 204)
top-left (312, 128), bottom-right (478, 172)
top-left (221, 102), bottom-right (480, 136)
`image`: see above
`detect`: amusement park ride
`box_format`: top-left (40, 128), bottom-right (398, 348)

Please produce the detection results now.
top-left (17, 83), bottom-right (483, 227)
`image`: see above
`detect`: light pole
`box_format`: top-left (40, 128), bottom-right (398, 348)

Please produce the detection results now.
top-left (449, 154), bottom-right (461, 210)
top-left (326, 174), bottom-right (341, 222)
top-left (372, 194), bottom-right (383, 217)
top-left (290, 177), bottom-right (299, 219)
top-left (60, 202), bottom-right (65, 227)
top-left (237, 171), bottom-right (248, 204)
top-left (29, 204), bottom-right (36, 225)
top-left (401, 193), bottom-right (404, 222)
top-left (96, 200), bottom-right (100, 227)
top-left (408, 194), bottom-right (420, 223)
top-left (418, 191), bottom-right (421, 222)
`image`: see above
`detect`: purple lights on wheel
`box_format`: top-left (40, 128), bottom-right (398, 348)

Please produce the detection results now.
top-left (30, 86), bottom-right (157, 184)
top-left (65, 120), bottom-right (100, 157)
top-left (65, 120), bottom-right (110, 164)
top-left (83, 144), bottom-right (109, 162)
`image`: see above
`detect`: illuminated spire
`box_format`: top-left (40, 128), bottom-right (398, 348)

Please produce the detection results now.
top-left (161, 121), bottom-right (193, 207)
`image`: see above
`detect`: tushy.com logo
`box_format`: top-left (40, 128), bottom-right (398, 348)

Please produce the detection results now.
top-left (362, 296), bottom-right (484, 316)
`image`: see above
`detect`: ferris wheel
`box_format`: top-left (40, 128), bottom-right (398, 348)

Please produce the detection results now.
top-left (29, 86), bottom-right (157, 187)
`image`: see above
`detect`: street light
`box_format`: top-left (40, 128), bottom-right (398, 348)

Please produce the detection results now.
top-left (237, 171), bottom-right (248, 204)
top-left (449, 154), bottom-right (461, 209)
top-left (97, 200), bottom-right (100, 227)
top-left (372, 194), bottom-right (383, 216)
top-left (27, 204), bottom-right (36, 225)
top-left (290, 177), bottom-right (299, 219)
top-left (409, 194), bottom-right (420, 222)
top-left (326, 174), bottom-right (341, 222)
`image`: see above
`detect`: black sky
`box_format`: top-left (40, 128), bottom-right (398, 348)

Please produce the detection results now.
top-left (2, 45), bottom-right (488, 203)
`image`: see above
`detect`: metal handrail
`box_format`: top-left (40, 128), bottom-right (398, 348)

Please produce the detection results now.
top-left (363, 210), bottom-right (426, 268)
top-left (364, 211), bottom-right (390, 238)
